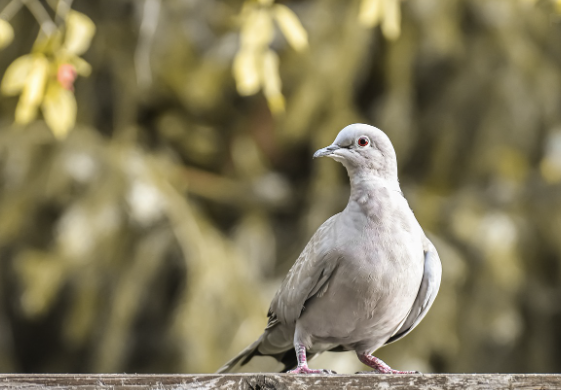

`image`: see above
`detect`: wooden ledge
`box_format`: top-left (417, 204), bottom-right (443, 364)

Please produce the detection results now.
top-left (0, 374), bottom-right (559, 390)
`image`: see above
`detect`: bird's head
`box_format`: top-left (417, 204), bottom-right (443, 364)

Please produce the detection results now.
top-left (314, 124), bottom-right (398, 181)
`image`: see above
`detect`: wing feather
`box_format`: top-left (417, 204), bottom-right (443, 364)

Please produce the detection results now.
top-left (385, 237), bottom-right (442, 345)
top-left (268, 214), bottom-right (341, 327)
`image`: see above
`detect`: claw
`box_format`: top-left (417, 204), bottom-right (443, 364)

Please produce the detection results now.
top-left (288, 366), bottom-right (337, 374)
top-left (355, 369), bottom-right (420, 375)
top-left (373, 367), bottom-right (419, 374)
top-left (357, 353), bottom-right (419, 374)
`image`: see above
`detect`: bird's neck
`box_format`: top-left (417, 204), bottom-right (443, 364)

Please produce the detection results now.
top-left (348, 171), bottom-right (400, 200)
top-left (345, 174), bottom-right (403, 223)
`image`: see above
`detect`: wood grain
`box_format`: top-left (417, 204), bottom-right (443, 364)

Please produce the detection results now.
top-left (0, 374), bottom-right (560, 390)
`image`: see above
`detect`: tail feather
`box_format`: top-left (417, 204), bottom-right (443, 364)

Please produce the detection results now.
top-left (217, 335), bottom-right (327, 373)
top-left (217, 337), bottom-right (262, 373)
top-left (217, 334), bottom-right (303, 373)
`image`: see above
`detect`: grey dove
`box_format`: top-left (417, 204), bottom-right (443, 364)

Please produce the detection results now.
top-left (218, 123), bottom-right (442, 374)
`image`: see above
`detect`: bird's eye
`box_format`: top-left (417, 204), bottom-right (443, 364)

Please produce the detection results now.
top-left (357, 136), bottom-right (369, 147)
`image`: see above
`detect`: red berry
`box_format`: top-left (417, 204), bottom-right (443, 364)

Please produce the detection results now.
top-left (57, 64), bottom-right (78, 91)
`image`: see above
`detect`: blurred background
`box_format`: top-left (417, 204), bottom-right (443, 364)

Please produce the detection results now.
top-left (0, 0), bottom-right (561, 375)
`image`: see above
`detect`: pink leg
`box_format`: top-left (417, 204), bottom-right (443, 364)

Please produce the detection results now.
top-left (357, 353), bottom-right (419, 374)
top-left (287, 344), bottom-right (336, 374)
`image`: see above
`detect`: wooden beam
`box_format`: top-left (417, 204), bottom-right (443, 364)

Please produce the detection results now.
top-left (0, 374), bottom-right (559, 390)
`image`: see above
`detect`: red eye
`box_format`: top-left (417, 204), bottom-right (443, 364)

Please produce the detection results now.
top-left (358, 137), bottom-right (369, 147)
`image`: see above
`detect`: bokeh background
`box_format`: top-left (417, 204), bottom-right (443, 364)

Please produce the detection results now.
top-left (1, 0), bottom-right (561, 375)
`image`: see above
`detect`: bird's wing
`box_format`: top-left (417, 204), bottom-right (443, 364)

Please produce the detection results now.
top-left (216, 215), bottom-right (341, 373)
top-left (268, 214), bottom-right (341, 328)
top-left (384, 236), bottom-right (442, 345)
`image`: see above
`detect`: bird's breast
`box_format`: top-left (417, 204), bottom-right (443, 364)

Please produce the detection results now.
top-left (332, 202), bottom-right (425, 328)
top-left (297, 188), bottom-right (425, 348)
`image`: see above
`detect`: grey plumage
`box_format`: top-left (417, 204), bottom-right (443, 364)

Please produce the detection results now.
top-left (218, 123), bottom-right (442, 374)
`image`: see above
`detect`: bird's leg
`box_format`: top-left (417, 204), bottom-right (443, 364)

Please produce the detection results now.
top-left (287, 343), bottom-right (336, 374)
top-left (357, 353), bottom-right (419, 374)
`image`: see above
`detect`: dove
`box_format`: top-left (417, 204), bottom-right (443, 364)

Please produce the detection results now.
top-left (218, 123), bottom-right (442, 374)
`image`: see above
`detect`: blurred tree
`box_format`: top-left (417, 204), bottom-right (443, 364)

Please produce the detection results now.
top-left (0, 0), bottom-right (560, 375)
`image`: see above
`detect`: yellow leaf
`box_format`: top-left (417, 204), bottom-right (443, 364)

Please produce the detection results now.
top-left (33, 30), bottom-right (63, 54)
top-left (240, 9), bottom-right (273, 50)
top-left (265, 93), bottom-right (285, 115)
top-left (273, 4), bottom-right (308, 52)
top-left (14, 55), bottom-right (49, 125)
top-left (1, 55), bottom-right (34, 96)
top-left (70, 56), bottom-right (92, 77)
top-left (261, 50), bottom-right (285, 114)
top-left (261, 50), bottom-right (281, 95)
top-left (382, 0), bottom-right (401, 40)
top-left (20, 55), bottom-right (49, 107)
top-left (15, 251), bottom-right (66, 318)
top-left (63, 10), bottom-right (96, 56)
top-left (42, 82), bottom-right (77, 139)
top-left (233, 49), bottom-right (261, 96)
top-left (0, 19), bottom-right (14, 50)
top-left (540, 158), bottom-right (561, 184)
top-left (14, 97), bottom-right (39, 124)
top-left (359, 0), bottom-right (384, 28)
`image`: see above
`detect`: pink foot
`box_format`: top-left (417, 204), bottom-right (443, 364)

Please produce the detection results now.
top-left (357, 353), bottom-right (420, 374)
top-left (288, 343), bottom-right (337, 374)
top-left (287, 366), bottom-right (337, 375)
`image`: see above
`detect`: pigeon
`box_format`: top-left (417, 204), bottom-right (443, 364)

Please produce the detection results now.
top-left (217, 123), bottom-right (442, 374)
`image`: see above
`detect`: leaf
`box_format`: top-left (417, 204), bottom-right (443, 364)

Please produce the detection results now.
top-left (70, 56), bottom-right (92, 77)
top-left (20, 55), bottom-right (49, 106)
top-left (540, 158), bottom-right (561, 184)
top-left (261, 50), bottom-right (285, 114)
top-left (42, 81), bottom-right (77, 139)
top-left (33, 30), bottom-right (63, 54)
top-left (265, 93), bottom-right (285, 115)
top-left (1, 55), bottom-right (34, 96)
top-left (15, 251), bottom-right (67, 318)
top-left (14, 55), bottom-right (50, 125)
top-left (359, 0), bottom-right (384, 28)
top-left (261, 50), bottom-right (281, 96)
top-left (0, 19), bottom-right (14, 50)
top-left (14, 97), bottom-right (39, 124)
top-left (63, 10), bottom-right (96, 56)
top-left (240, 9), bottom-right (273, 50)
top-left (382, 0), bottom-right (401, 40)
top-left (233, 49), bottom-right (261, 96)
top-left (273, 4), bottom-right (308, 52)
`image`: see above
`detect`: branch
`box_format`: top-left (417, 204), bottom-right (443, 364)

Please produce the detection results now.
top-left (0, 0), bottom-right (23, 21)
top-left (55, 0), bottom-right (73, 25)
top-left (22, 0), bottom-right (56, 35)
top-left (134, 0), bottom-right (161, 89)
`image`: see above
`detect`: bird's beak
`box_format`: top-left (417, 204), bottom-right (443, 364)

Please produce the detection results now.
top-left (313, 145), bottom-right (341, 158)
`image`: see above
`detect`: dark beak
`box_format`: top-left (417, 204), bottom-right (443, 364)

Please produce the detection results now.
top-left (313, 145), bottom-right (341, 158)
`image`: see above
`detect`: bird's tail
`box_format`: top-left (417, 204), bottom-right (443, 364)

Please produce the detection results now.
top-left (217, 334), bottom-right (298, 373)
top-left (217, 337), bottom-right (263, 373)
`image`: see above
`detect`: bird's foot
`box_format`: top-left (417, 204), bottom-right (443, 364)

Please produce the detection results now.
top-left (288, 343), bottom-right (337, 374)
top-left (355, 369), bottom-right (421, 375)
top-left (287, 366), bottom-right (337, 375)
top-left (357, 353), bottom-right (420, 374)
